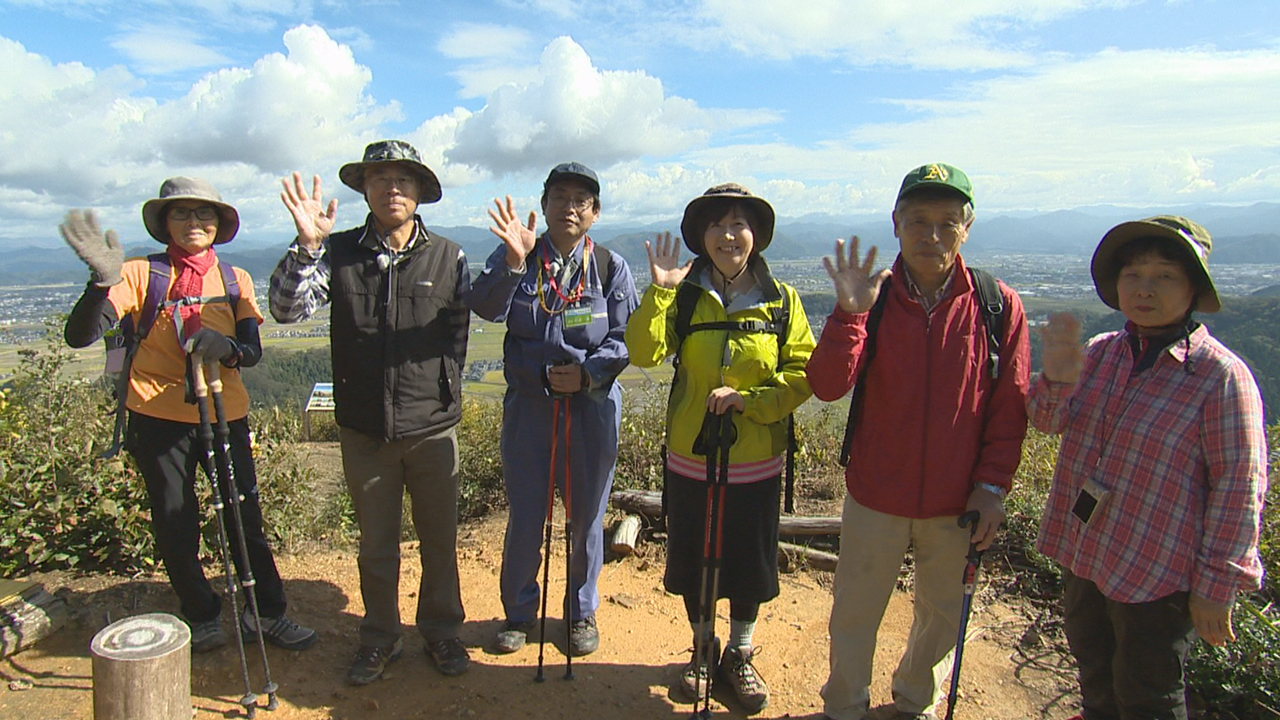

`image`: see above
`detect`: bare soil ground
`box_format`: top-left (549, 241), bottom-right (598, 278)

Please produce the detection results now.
top-left (2, 507), bottom-right (1080, 720)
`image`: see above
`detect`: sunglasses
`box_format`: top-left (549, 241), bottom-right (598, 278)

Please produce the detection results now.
top-left (168, 206), bottom-right (218, 222)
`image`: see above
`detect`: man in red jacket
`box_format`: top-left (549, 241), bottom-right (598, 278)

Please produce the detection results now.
top-left (807, 163), bottom-right (1030, 720)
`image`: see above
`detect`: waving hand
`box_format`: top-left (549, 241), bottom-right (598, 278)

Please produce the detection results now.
top-left (823, 236), bottom-right (890, 314)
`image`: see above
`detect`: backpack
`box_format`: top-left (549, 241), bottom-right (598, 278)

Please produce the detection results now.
top-left (837, 267), bottom-right (1007, 466)
top-left (663, 280), bottom-right (800, 517)
top-left (101, 253), bottom-right (241, 457)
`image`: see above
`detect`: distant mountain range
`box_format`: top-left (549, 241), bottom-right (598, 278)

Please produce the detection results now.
top-left (7, 202), bottom-right (1278, 286)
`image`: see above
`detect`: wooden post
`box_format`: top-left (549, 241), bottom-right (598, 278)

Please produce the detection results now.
top-left (91, 613), bottom-right (191, 720)
top-left (610, 515), bottom-right (643, 556)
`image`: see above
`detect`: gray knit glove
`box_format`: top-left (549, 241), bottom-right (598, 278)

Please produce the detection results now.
top-left (184, 328), bottom-right (237, 364)
top-left (60, 209), bottom-right (123, 288)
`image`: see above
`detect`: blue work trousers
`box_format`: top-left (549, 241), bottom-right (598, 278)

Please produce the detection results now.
top-left (499, 385), bottom-right (620, 623)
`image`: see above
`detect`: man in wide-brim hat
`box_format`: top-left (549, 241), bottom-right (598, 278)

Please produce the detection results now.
top-left (1031, 215), bottom-right (1266, 720)
top-left (269, 140), bottom-right (473, 684)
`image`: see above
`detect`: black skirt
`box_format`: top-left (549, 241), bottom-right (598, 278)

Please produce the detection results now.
top-left (663, 469), bottom-right (781, 603)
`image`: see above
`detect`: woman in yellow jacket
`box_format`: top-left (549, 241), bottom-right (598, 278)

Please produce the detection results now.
top-left (625, 184), bottom-right (814, 713)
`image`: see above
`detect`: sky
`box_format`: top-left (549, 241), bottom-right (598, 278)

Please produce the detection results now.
top-left (0, 0), bottom-right (1278, 248)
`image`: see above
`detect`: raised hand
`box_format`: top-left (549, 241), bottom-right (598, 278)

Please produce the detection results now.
top-left (823, 236), bottom-right (889, 314)
top-left (645, 231), bottom-right (692, 289)
top-left (488, 195), bottom-right (538, 270)
top-left (60, 209), bottom-right (123, 287)
top-left (1040, 311), bottom-right (1084, 385)
top-left (281, 172), bottom-right (337, 250)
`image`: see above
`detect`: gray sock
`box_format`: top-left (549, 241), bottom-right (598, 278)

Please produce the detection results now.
top-left (728, 619), bottom-right (756, 650)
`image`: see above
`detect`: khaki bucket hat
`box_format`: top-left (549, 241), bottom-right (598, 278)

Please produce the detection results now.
top-left (141, 177), bottom-right (240, 245)
top-left (680, 183), bottom-right (776, 257)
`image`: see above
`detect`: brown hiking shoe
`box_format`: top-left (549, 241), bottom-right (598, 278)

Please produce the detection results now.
top-left (677, 637), bottom-right (719, 702)
top-left (346, 638), bottom-right (403, 685)
top-left (719, 645), bottom-right (769, 713)
top-left (426, 637), bottom-right (470, 676)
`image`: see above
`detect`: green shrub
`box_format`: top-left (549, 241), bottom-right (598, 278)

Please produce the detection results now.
top-left (0, 328), bottom-right (154, 574)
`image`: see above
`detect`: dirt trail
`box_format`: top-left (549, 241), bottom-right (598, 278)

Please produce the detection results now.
top-left (2, 510), bottom-right (1078, 719)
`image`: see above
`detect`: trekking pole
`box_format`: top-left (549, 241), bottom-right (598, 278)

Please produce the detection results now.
top-left (944, 510), bottom-right (984, 720)
top-left (689, 409), bottom-right (736, 720)
top-left (205, 362), bottom-right (279, 712)
top-left (535, 396), bottom-right (563, 682)
top-left (190, 355), bottom-right (258, 718)
top-left (561, 396), bottom-right (575, 681)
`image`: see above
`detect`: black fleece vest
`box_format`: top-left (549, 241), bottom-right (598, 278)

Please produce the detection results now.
top-left (327, 224), bottom-right (465, 441)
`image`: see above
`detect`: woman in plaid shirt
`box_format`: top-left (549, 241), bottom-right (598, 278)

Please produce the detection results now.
top-left (1029, 216), bottom-right (1267, 720)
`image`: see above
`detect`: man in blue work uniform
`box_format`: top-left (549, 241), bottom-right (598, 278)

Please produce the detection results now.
top-left (467, 162), bottom-right (638, 657)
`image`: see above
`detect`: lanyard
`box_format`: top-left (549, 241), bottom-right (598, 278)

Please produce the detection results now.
top-left (536, 238), bottom-right (592, 314)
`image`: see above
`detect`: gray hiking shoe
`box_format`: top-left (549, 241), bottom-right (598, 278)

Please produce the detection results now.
top-left (346, 638), bottom-right (404, 685)
top-left (678, 637), bottom-right (719, 702)
top-left (241, 612), bottom-right (318, 651)
top-left (493, 619), bottom-right (536, 654)
top-left (426, 637), bottom-right (470, 676)
top-left (189, 618), bottom-right (227, 653)
top-left (569, 614), bottom-right (599, 656)
top-left (720, 645), bottom-right (769, 713)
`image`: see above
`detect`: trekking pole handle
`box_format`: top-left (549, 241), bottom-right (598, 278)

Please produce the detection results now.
top-left (957, 510), bottom-right (980, 536)
top-left (190, 354), bottom-right (209, 399)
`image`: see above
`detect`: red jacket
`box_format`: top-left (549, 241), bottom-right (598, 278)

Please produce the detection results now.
top-left (806, 255), bottom-right (1030, 518)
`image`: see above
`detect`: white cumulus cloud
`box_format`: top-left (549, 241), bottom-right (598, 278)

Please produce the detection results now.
top-left (444, 36), bottom-right (774, 177)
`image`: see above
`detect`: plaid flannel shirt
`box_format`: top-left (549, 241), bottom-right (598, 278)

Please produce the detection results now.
top-left (269, 241), bottom-right (329, 322)
top-left (1028, 324), bottom-right (1268, 604)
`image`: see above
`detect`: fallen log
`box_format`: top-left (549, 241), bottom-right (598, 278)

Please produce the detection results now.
top-left (0, 581), bottom-right (68, 658)
top-left (778, 541), bottom-right (839, 572)
top-left (609, 489), bottom-right (842, 536)
top-left (610, 515), bottom-right (643, 556)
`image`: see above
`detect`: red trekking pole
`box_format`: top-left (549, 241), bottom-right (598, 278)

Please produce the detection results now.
top-left (689, 408), bottom-right (736, 720)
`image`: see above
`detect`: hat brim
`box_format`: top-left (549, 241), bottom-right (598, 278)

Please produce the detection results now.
top-left (1091, 220), bottom-right (1220, 313)
top-left (679, 195), bottom-right (776, 257)
top-left (141, 197), bottom-right (240, 245)
top-left (339, 160), bottom-right (443, 205)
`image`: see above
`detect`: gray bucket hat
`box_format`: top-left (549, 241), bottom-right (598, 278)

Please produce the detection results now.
top-left (339, 140), bottom-right (443, 204)
top-left (141, 177), bottom-right (240, 245)
top-left (680, 183), bottom-right (776, 256)
top-left (1091, 215), bottom-right (1220, 313)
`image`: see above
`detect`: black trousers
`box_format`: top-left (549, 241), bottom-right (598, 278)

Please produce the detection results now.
top-left (1063, 571), bottom-right (1195, 720)
top-left (127, 411), bottom-right (287, 623)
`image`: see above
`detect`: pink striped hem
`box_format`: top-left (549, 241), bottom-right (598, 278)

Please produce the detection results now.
top-left (666, 451), bottom-right (783, 485)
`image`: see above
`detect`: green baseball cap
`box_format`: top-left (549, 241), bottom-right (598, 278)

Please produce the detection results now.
top-left (896, 163), bottom-right (973, 205)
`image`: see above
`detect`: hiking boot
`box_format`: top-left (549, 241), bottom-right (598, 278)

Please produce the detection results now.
top-left (241, 612), bottom-right (318, 651)
top-left (426, 637), bottom-right (470, 676)
top-left (493, 619), bottom-right (536, 654)
top-left (720, 645), bottom-right (769, 713)
top-left (677, 637), bottom-right (720, 702)
top-left (346, 638), bottom-right (403, 685)
top-left (189, 618), bottom-right (227, 653)
top-left (569, 614), bottom-right (599, 656)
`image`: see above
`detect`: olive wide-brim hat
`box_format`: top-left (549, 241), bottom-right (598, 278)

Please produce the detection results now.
top-left (140, 176), bottom-right (240, 245)
top-left (679, 183), bottom-right (776, 257)
top-left (339, 140), bottom-right (443, 205)
top-left (1090, 215), bottom-right (1221, 313)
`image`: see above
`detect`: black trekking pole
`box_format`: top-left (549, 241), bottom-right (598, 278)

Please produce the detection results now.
top-left (944, 510), bottom-right (984, 720)
top-left (560, 396), bottom-right (575, 681)
top-left (205, 361), bottom-right (279, 713)
top-left (190, 355), bottom-right (259, 718)
top-left (535, 396), bottom-right (566, 682)
top-left (689, 409), bottom-right (736, 720)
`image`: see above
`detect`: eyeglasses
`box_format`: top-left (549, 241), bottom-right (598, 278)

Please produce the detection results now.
top-left (547, 194), bottom-right (595, 211)
top-left (366, 175), bottom-right (419, 190)
top-left (904, 219), bottom-right (966, 241)
top-left (168, 206), bottom-right (218, 222)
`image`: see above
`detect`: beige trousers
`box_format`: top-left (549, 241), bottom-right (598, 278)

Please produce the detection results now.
top-left (821, 495), bottom-right (972, 720)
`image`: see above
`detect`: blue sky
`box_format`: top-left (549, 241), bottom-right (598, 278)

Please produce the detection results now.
top-left (1, 0), bottom-right (1277, 248)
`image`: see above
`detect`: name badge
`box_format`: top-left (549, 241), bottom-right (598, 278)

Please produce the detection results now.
top-left (563, 305), bottom-right (593, 328)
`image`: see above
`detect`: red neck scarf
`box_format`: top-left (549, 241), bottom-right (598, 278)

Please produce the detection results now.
top-left (166, 245), bottom-right (217, 338)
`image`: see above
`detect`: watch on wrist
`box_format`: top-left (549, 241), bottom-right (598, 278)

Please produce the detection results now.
top-left (976, 482), bottom-right (1008, 501)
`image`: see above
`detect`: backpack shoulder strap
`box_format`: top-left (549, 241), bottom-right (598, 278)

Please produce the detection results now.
top-left (216, 259), bottom-right (242, 314)
top-left (134, 253), bottom-right (173, 341)
top-left (838, 276), bottom-right (892, 467)
top-left (673, 281), bottom-right (702, 346)
top-left (968, 267), bottom-right (1006, 380)
top-left (591, 242), bottom-right (615, 292)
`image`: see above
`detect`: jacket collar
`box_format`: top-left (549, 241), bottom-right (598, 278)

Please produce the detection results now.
top-left (688, 255), bottom-right (783, 303)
